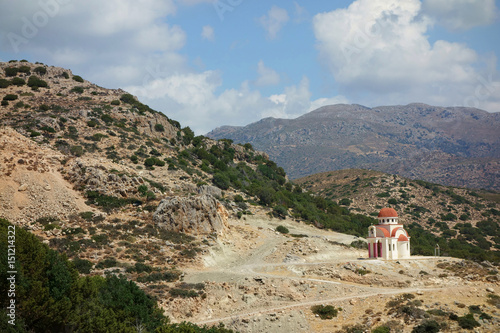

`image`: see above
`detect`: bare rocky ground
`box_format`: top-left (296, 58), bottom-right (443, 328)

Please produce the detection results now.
top-left (162, 212), bottom-right (500, 332)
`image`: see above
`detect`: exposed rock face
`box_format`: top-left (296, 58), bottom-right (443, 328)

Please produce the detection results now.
top-left (197, 185), bottom-right (222, 198)
top-left (153, 194), bottom-right (228, 236)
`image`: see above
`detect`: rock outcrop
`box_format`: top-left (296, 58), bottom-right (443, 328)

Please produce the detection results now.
top-left (153, 194), bottom-right (228, 236)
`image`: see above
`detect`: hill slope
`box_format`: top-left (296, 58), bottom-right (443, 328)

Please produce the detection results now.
top-left (296, 169), bottom-right (500, 260)
top-left (207, 103), bottom-right (500, 191)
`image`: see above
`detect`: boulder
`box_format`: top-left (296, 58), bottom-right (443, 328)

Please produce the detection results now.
top-left (153, 194), bottom-right (228, 236)
top-left (197, 185), bottom-right (222, 198)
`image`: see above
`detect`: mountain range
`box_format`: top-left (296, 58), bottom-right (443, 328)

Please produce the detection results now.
top-left (207, 103), bottom-right (500, 191)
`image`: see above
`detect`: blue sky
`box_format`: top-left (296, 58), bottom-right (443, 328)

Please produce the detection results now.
top-left (1, 0), bottom-right (499, 134)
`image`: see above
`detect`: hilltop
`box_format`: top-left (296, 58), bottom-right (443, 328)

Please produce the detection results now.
top-left (207, 103), bottom-right (500, 191)
top-left (1, 61), bottom-right (500, 332)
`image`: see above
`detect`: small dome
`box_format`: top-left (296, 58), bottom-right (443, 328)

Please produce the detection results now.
top-left (398, 234), bottom-right (409, 242)
top-left (378, 207), bottom-right (398, 218)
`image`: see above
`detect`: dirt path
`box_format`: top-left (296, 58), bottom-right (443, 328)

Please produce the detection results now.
top-left (194, 285), bottom-right (449, 326)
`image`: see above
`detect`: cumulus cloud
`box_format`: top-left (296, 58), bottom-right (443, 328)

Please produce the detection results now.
top-left (0, 0), bottom-right (185, 88)
top-left (313, 0), bottom-right (500, 110)
top-left (127, 73), bottom-right (347, 134)
top-left (254, 60), bottom-right (280, 86)
top-left (259, 6), bottom-right (289, 39)
top-left (422, 0), bottom-right (498, 31)
top-left (201, 25), bottom-right (215, 41)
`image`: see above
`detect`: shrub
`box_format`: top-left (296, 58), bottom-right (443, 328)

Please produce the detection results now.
top-left (120, 93), bottom-right (136, 104)
top-left (71, 86), bottom-right (84, 94)
top-left (2, 94), bottom-right (18, 101)
top-left (144, 157), bottom-right (165, 168)
top-left (95, 257), bottom-right (117, 269)
top-left (70, 145), bottom-right (84, 157)
top-left (110, 99), bottom-right (120, 105)
top-left (101, 114), bottom-right (114, 124)
top-left (11, 77), bottom-right (26, 86)
top-left (27, 75), bottom-right (48, 88)
top-left (411, 320), bottom-right (440, 333)
top-left (212, 173), bottom-right (230, 190)
top-left (372, 326), bottom-right (390, 333)
top-left (72, 75), bottom-right (84, 82)
top-left (34, 66), bottom-right (47, 75)
top-left (457, 314), bottom-right (480, 329)
top-left (4, 67), bottom-right (18, 76)
top-left (0, 78), bottom-right (11, 88)
top-left (311, 305), bottom-right (339, 319)
top-left (18, 65), bottom-right (30, 73)
top-left (154, 123), bottom-right (165, 132)
top-left (39, 104), bottom-right (49, 112)
top-left (73, 257), bottom-right (93, 274)
top-left (276, 225), bottom-right (289, 234)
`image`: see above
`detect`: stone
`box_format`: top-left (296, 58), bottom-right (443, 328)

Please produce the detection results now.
top-left (197, 185), bottom-right (222, 198)
top-left (18, 184), bottom-right (28, 191)
top-left (153, 194), bottom-right (228, 236)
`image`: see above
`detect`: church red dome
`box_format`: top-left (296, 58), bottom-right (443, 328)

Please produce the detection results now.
top-left (378, 207), bottom-right (398, 218)
top-left (398, 234), bottom-right (409, 242)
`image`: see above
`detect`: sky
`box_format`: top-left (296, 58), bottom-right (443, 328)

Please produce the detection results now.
top-left (0, 0), bottom-right (499, 135)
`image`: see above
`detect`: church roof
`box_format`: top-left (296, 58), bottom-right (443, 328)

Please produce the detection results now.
top-left (398, 234), bottom-right (409, 242)
top-left (378, 207), bottom-right (398, 218)
top-left (375, 226), bottom-right (390, 237)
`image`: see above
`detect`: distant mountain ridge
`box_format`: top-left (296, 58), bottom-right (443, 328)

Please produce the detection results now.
top-left (207, 103), bottom-right (500, 191)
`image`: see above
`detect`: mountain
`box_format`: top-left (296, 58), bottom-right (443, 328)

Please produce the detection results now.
top-left (207, 103), bottom-right (500, 191)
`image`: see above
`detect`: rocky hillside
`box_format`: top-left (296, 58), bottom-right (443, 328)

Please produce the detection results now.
top-left (207, 103), bottom-right (500, 191)
top-left (296, 169), bottom-right (500, 260)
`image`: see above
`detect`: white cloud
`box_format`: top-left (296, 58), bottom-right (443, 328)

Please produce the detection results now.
top-left (255, 60), bottom-right (280, 86)
top-left (127, 73), bottom-right (347, 134)
top-left (201, 25), bottom-right (215, 41)
top-left (313, 0), bottom-right (500, 111)
top-left (293, 1), bottom-right (308, 22)
top-left (422, 0), bottom-right (498, 31)
top-left (259, 6), bottom-right (289, 39)
top-left (0, 0), bottom-right (187, 89)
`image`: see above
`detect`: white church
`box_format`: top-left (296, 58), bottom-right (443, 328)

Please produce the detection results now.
top-left (367, 207), bottom-right (410, 260)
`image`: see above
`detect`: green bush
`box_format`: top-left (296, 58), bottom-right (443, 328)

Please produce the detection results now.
top-left (411, 320), bottom-right (440, 333)
top-left (70, 145), bottom-right (84, 157)
top-left (71, 86), bottom-right (84, 94)
top-left (457, 314), bottom-right (480, 329)
top-left (18, 65), bottom-right (31, 73)
top-left (311, 305), bottom-right (339, 319)
top-left (372, 326), bottom-right (390, 333)
top-left (27, 75), bottom-right (48, 88)
top-left (276, 225), bottom-right (289, 234)
top-left (73, 257), bottom-right (93, 274)
top-left (120, 93), bottom-right (136, 104)
top-left (273, 205), bottom-right (288, 218)
top-left (11, 77), bottom-right (26, 86)
top-left (0, 78), bottom-right (10, 88)
top-left (2, 94), bottom-right (17, 101)
top-left (34, 66), bottom-right (47, 75)
top-left (4, 67), bottom-right (18, 76)
top-left (144, 157), bottom-right (165, 168)
top-left (72, 75), bottom-right (84, 82)
top-left (154, 123), bottom-right (165, 132)
top-left (110, 99), bottom-right (120, 105)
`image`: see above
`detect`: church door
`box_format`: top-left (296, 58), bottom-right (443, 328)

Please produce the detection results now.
top-left (378, 242), bottom-right (382, 257)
